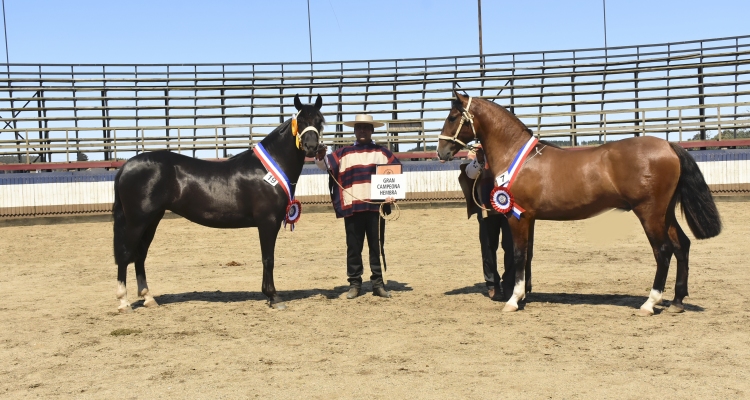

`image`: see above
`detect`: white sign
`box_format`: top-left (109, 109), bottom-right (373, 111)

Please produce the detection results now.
top-left (263, 172), bottom-right (279, 186)
top-left (495, 171), bottom-right (509, 187)
top-left (370, 174), bottom-right (406, 200)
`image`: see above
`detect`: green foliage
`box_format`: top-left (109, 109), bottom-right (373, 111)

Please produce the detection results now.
top-left (689, 129), bottom-right (750, 141)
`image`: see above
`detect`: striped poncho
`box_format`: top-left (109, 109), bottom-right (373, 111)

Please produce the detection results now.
top-left (323, 142), bottom-right (401, 218)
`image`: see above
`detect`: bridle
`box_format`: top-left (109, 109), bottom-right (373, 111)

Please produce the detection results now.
top-left (296, 125), bottom-right (320, 150)
top-left (292, 111), bottom-right (321, 151)
top-left (438, 96), bottom-right (477, 151)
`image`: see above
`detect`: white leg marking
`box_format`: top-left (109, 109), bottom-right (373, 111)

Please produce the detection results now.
top-left (137, 275), bottom-right (158, 308)
top-left (503, 277), bottom-right (526, 312)
top-left (639, 289), bottom-right (663, 315)
top-left (116, 281), bottom-right (131, 312)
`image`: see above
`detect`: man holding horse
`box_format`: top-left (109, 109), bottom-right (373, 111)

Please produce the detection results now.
top-left (315, 114), bottom-right (399, 299)
top-left (459, 145), bottom-right (513, 301)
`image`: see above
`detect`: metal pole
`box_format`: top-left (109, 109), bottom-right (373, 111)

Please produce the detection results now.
top-left (602, 0), bottom-right (608, 49)
top-left (308, 0), bottom-right (312, 75)
top-left (478, 0), bottom-right (484, 74)
top-left (2, 0), bottom-right (9, 76)
top-left (308, 0), bottom-right (313, 102)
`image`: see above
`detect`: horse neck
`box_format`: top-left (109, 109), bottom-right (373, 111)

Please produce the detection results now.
top-left (475, 100), bottom-right (534, 174)
top-left (260, 128), bottom-right (305, 183)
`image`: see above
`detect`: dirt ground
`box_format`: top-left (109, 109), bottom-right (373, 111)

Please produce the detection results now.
top-left (1, 201), bottom-right (749, 399)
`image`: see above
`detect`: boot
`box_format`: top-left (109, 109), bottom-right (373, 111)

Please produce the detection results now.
top-left (488, 286), bottom-right (503, 302)
top-left (346, 285), bottom-right (361, 299)
top-left (372, 285), bottom-right (392, 298)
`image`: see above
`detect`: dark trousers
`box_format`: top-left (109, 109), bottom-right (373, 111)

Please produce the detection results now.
top-left (477, 213), bottom-right (514, 288)
top-left (344, 211), bottom-right (385, 287)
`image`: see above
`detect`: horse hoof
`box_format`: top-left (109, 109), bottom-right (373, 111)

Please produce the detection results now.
top-left (117, 305), bottom-right (133, 313)
top-left (636, 308), bottom-right (654, 317)
top-left (502, 303), bottom-right (518, 312)
top-left (143, 298), bottom-right (159, 308)
top-left (667, 304), bottom-right (685, 314)
top-left (271, 302), bottom-right (287, 310)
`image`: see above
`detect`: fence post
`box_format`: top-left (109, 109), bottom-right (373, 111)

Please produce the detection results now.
top-left (717, 106), bottom-right (721, 141)
top-left (177, 128), bottom-right (181, 154)
top-left (25, 131), bottom-right (30, 164)
top-left (679, 109), bottom-right (683, 142)
top-left (113, 129), bottom-right (117, 160)
top-left (536, 115), bottom-right (541, 138)
top-left (65, 130), bottom-right (69, 163)
top-left (641, 111), bottom-right (646, 137)
top-left (603, 113), bottom-right (607, 143)
top-left (215, 127), bottom-right (219, 159)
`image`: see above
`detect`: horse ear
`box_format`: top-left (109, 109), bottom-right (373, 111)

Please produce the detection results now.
top-left (314, 95), bottom-right (323, 111)
top-left (294, 94), bottom-right (303, 111)
top-left (453, 90), bottom-right (466, 110)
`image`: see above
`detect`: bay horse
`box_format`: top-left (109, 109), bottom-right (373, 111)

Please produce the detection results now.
top-left (113, 94), bottom-right (324, 312)
top-left (437, 91), bottom-right (722, 315)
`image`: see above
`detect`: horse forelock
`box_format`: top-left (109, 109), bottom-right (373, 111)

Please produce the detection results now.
top-left (298, 105), bottom-right (326, 132)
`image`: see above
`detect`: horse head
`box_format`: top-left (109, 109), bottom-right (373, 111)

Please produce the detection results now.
top-left (294, 94), bottom-right (325, 157)
top-left (437, 91), bottom-right (477, 161)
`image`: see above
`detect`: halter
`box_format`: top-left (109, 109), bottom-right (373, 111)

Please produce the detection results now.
top-left (438, 96), bottom-right (477, 150)
top-left (291, 112), bottom-right (321, 150)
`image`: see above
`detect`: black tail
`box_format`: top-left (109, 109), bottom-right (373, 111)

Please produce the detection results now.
top-left (112, 169), bottom-right (131, 265)
top-left (669, 142), bottom-right (722, 239)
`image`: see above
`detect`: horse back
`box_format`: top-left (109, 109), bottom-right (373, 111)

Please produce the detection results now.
top-left (518, 137), bottom-right (680, 219)
top-left (116, 151), bottom-right (285, 228)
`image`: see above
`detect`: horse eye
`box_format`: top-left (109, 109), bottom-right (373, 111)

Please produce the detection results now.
top-left (448, 116), bottom-right (457, 123)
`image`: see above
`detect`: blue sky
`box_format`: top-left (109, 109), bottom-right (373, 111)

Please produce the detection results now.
top-left (4, 0), bottom-right (750, 64)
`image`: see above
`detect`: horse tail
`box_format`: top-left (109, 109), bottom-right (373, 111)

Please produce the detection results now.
top-left (669, 142), bottom-right (722, 239)
top-left (112, 168), bottom-right (131, 265)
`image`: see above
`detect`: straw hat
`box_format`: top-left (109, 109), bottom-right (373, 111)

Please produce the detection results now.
top-left (343, 114), bottom-right (384, 128)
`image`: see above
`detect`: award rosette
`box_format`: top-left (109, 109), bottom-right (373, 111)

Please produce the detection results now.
top-left (286, 199), bottom-right (302, 225)
top-left (490, 186), bottom-right (514, 214)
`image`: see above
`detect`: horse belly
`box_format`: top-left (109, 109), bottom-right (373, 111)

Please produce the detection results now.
top-left (532, 179), bottom-right (625, 221)
top-left (169, 201), bottom-right (256, 229)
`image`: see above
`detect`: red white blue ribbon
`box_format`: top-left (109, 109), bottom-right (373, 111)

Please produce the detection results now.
top-left (491, 136), bottom-right (538, 219)
top-left (253, 142), bottom-right (300, 230)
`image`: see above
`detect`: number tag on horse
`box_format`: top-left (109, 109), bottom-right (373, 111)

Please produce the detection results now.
top-left (496, 171), bottom-right (510, 187)
top-left (263, 172), bottom-right (279, 186)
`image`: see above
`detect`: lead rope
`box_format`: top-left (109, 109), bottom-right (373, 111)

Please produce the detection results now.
top-left (326, 169), bottom-right (401, 285)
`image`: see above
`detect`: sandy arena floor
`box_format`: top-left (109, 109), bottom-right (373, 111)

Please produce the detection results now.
top-left (1, 202), bottom-right (748, 399)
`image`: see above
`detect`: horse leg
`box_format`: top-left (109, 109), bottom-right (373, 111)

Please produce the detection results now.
top-left (525, 221), bottom-right (535, 294)
top-left (634, 207), bottom-right (674, 316)
top-left (115, 222), bottom-right (149, 313)
top-left (667, 221), bottom-right (691, 313)
top-left (500, 216), bottom-right (514, 301)
top-left (258, 220), bottom-right (285, 310)
top-left (134, 212), bottom-right (164, 308)
top-left (503, 218), bottom-right (532, 312)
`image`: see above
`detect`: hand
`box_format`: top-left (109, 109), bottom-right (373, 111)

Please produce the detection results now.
top-left (384, 196), bottom-right (396, 204)
top-left (475, 148), bottom-right (485, 164)
top-left (315, 144), bottom-right (327, 160)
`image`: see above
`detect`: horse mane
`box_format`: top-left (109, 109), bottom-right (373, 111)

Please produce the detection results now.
top-left (483, 99), bottom-right (563, 150)
top-left (228, 119), bottom-right (293, 160)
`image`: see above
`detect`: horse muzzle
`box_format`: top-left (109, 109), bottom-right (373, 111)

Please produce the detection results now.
top-left (436, 143), bottom-right (455, 161)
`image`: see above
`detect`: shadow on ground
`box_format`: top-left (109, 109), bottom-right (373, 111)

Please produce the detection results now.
top-left (444, 283), bottom-right (705, 312)
top-left (145, 280), bottom-right (413, 308)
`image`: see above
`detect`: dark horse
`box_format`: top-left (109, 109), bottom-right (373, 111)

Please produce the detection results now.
top-left (113, 94), bottom-right (324, 312)
top-left (438, 91), bottom-right (722, 315)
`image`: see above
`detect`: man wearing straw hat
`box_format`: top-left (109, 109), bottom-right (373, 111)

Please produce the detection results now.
top-left (315, 114), bottom-right (400, 299)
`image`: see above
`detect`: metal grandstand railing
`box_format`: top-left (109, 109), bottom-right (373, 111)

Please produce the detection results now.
top-left (1, 35), bottom-right (749, 165)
